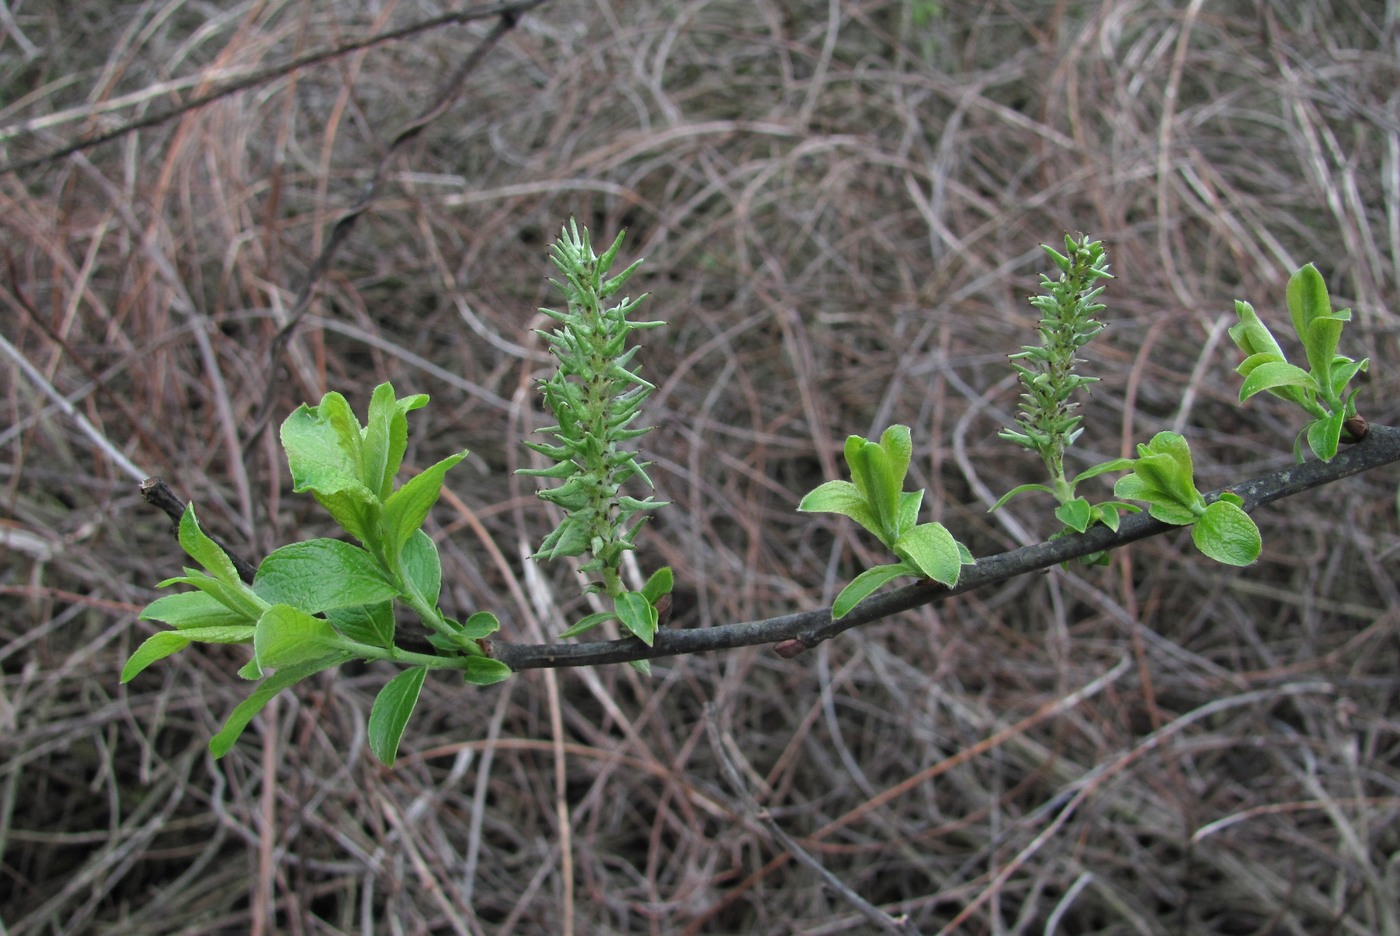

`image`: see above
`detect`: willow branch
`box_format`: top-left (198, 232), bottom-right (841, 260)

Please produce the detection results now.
top-left (486, 424), bottom-right (1400, 671)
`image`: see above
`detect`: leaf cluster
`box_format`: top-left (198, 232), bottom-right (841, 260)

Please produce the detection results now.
top-left (123, 383), bottom-right (508, 766)
top-left (799, 426), bottom-right (974, 618)
top-left (1230, 263), bottom-right (1369, 461)
top-left (1107, 431), bottom-right (1261, 566)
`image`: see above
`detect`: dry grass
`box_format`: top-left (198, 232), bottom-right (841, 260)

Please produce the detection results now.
top-left (4, 0), bottom-right (1400, 932)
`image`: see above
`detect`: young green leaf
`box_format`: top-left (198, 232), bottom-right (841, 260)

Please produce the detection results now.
top-left (121, 631), bottom-right (193, 682)
top-left (177, 505), bottom-right (242, 587)
top-left (209, 656), bottom-right (352, 757)
top-left (381, 452), bottom-right (467, 566)
top-left (157, 570), bottom-right (268, 622)
top-left (141, 590), bottom-right (257, 629)
top-left (893, 522), bottom-right (966, 587)
top-left (797, 480), bottom-right (883, 541)
top-left (398, 529), bottom-right (443, 609)
top-left (615, 590), bottom-right (659, 645)
top-left (1285, 263), bottom-right (1331, 351)
top-left (280, 395), bottom-right (380, 544)
top-left (852, 439), bottom-right (899, 543)
top-left (361, 384), bottom-right (429, 502)
top-left (254, 539), bottom-right (397, 613)
top-left (459, 611), bottom-right (501, 640)
top-left (1228, 300), bottom-right (1287, 362)
top-left (1191, 497), bottom-right (1261, 566)
top-left (368, 665), bottom-right (427, 767)
top-left (558, 611), bottom-right (618, 639)
top-left (253, 604), bottom-right (346, 669)
top-left (463, 656), bottom-right (512, 686)
top-left (325, 601), bottom-right (395, 649)
top-left (988, 483), bottom-right (1056, 512)
top-left (1238, 360), bottom-right (1317, 404)
top-left (640, 566), bottom-right (674, 604)
top-left (832, 563), bottom-right (911, 619)
top-left (1055, 498), bottom-right (1093, 533)
top-left (1306, 410), bottom-right (1346, 462)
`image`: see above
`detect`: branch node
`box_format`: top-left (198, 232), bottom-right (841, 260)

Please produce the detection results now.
top-left (773, 638), bottom-right (809, 659)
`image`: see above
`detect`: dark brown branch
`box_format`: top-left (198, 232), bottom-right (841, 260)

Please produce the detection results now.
top-left (487, 423), bottom-right (1400, 671)
top-left (140, 478), bottom-right (260, 584)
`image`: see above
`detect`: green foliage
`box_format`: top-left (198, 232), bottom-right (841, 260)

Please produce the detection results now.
top-left (520, 220), bottom-right (673, 648)
top-left (122, 225), bottom-right (1368, 768)
top-left (124, 383), bottom-right (508, 766)
top-left (1230, 263), bottom-right (1369, 461)
top-left (799, 425), bottom-right (974, 619)
top-left (1111, 432), bottom-right (1261, 566)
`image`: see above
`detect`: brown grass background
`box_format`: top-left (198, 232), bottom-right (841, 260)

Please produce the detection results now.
top-left (4, 1), bottom-right (1400, 933)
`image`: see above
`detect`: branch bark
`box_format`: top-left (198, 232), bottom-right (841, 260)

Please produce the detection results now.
top-left (486, 424), bottom-right (1400, 671)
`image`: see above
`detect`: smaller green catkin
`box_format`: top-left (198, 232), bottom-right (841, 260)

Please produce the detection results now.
top-left (520, 220), bottom-right (667, 598)
top-left (999, 235), bottom-right (1112, 494)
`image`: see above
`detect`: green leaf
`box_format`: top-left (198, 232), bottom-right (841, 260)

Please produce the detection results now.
top-left (558, 611), bottom-right (617, 639)
top-left (399, 529), bottom-right (443, 607)
top-left (280, 393), bottom-right (363, 490)
top-left (879, 425), bottom-right (913, 493)
top-left (158, 570), bottom-right (268, 622)
top-left (640, 566), bottom-right (674, 604)
top-left (1055, 498), bottom-right (1092, 533)
top-left (797, 479), bottom-right (884, 542)
top-left (254, 539), bottom-right (397, 613)
top-left (1330, 357), bottom-right (1368, 398)
top-left (141, 590), bottom-right (257, 629)
top-left (1239, 360), bottom-right (1318, 403)
top-left (368, 666), bottom-right (427, 767)
top-left (1192, 500), bottom-right (1261, 566)
top-left (832, 563), bottom-right (910, 619)
top-left (895, 489), bottom-right (923, 539)
top-left (170, 624), bottom-right (255, 644)
top-left (843, 435), bottom-right (873, 502)
top-left (855, 439), bottom-right (900, 542)
top-left (1070, 458), bottom-right (1136, 483)
top-left (615, 591), bottom-right (658, 646)
top-left (1123, 433), bottom-right (1204, 514)
top-left (893, 522), bottom-right (964, 587)
top-left (361, 384), bottom-right (429, 502)
top-left (253, 604), bottom-right (346, 669)
top-left (1306, 410), bottom-right (1346, 461)
top-left (381, 452), bottom-right (467, 567)
top-left (459, 611), bottom-right (501, 639)
top-left (1301, 316), bottom-right (1345, 385)
top-left (1112, 474), bottom-right (1197, 525)
top-left (177, 505), bottom-right (242, 587)
top-left (463, 656), bottom-right (512, 686)
top-left (989, 483), bottom-right (1055, 511)
top-left (1285, 263), bottom-right (1331, 344)
top-left (280, 396), bottom-right (381, 544)
top-left (209, 656), bottom-right (352, 757)
top-left (121, 631), bottom-right (192, 682)
top-left (1229, 300), bottom-right (1287, 361)
top-left (325, 601), bottom-right (395, 649)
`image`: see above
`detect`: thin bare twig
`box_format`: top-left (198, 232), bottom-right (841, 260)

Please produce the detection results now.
top-left (0, 0), bottom-right (552, 176)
